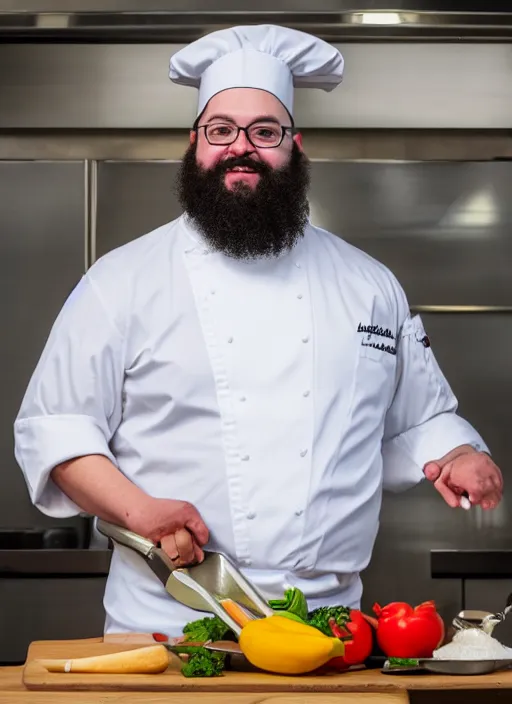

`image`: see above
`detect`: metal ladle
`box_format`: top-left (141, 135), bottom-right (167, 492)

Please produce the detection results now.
top-left (454, 593), bottom-right (512, 635)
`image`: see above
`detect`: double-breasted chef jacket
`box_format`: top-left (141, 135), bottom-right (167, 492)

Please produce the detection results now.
top-left (14, 215), bottom-right (487, 635)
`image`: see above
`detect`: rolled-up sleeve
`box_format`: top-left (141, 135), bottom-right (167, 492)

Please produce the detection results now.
top-left (381, 312), bottom-right (488, 493)
top-left (14, 274), bottom-right (124, 517)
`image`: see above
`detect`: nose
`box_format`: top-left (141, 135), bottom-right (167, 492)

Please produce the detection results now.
top-left (227, 128), bottom-right (254, 156)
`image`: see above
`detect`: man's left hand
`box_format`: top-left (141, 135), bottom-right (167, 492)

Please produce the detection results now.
top-left (423, 445), bottom-right (503, 510)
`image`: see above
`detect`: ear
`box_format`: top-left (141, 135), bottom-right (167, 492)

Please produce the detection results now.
top-left (293, 131), bottom-right (304, 151)
top-left (190, 130), bottom-right (197, 145)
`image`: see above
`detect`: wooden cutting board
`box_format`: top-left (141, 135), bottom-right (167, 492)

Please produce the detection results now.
top-left (21, 635), bottom-right (512, 695)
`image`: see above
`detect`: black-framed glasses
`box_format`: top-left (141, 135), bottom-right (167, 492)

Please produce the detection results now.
top-left (196, 121), bottom-right (293, 149)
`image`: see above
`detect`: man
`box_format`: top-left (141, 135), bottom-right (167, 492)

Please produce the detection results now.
top-left (14, 25), bottom-right (502, 636)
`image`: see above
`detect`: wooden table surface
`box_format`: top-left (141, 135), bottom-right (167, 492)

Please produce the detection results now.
top-left (4, 665), bottom-right (512, 704)
top-left (3, 636), bottom-right (512, 704)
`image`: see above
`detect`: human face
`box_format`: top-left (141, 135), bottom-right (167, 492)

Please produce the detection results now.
top-left (191, 87), bottom-right (303, 191)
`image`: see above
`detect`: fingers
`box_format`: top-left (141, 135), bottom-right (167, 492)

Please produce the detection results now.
top-left (160, 530), bottom-right (204, 567)
top-left (492, 467), bottom-right (504, 492)
top-left (193, 540), bottom-right (205, 563)
top-left (432, 453), bottom-right (504, 511)
top-left (460, 482), bottom-right (500, 510)
top-left (184, 511), bottom-right (210, 546)
top-left (424, 461), bottom-right (442, 483)
top-left (433, 477), bottom-right (463, 508)
top-left (454, 480), bottom-right (500, 510)
top-left (174, 528), bottom-right (197, 564)
top-left (143, 499), bottom-right (209, 565)
top-left (465, 474), bottom-right (502, 507)
top-left (477, 489), bottom-right (502, 511)
top-left (160, 533), bottom-right (179, 561)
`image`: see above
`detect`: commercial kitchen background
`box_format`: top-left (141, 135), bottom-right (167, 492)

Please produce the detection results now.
top-left (1, 1), bottom-right (512, 664)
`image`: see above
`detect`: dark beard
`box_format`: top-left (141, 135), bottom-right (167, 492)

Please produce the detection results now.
top-left (175, 141), bottom-right (311, 260)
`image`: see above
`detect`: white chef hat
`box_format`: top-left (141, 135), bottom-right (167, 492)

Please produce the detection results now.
top-left (169, 24), bottom-right (344, 119)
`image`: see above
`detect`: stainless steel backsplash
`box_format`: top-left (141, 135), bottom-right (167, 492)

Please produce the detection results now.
top-left (2, 152), bottom-right (511, 624)
top-left (1, 38), bottom-right (511, 626)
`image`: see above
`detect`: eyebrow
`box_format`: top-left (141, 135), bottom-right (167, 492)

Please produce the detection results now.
top-left (205, 114), bottom-right (282, 125)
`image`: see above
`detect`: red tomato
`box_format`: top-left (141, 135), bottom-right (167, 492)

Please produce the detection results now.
top-left (327, 609), bottom-right (374, 669)
top-left (372, 600), bottom-right (445, 658)
top-left (152, 632), bottom-right (169, 642)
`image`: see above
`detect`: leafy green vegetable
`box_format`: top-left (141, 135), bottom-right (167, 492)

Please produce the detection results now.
top-left (180, 648), bottom-right (226, 678)
top-left (307, 606), bottom-right (351, 637)
top-left (273, 610), bottom-right (307, 624)
top-left (269, 587), bottom-right (309, 621)
top-left (387, 657), bottom-right (420, 669)
top-left (182, 616), bottom-right (231, 643)
top-left (168, 645), bottom-right (208, 655)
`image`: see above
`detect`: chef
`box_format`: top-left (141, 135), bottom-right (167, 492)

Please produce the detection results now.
top-left (14, 25), bottom-right (502, 637)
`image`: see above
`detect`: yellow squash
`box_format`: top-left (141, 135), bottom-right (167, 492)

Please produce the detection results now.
top-left (239, 614), bottom-right (344, 675)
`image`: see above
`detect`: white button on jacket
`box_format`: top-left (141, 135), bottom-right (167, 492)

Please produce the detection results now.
top-left (13, 215), bottom-right (488, 636)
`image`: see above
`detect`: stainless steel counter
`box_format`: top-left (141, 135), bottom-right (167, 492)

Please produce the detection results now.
top-left (431, 550), bottom-right (512, 579)
top-left (431, 549), bottom-right (512, 643)
top-left (0, 549), bottom-right (111, 576)
top-left (0, 550), bottom-right (111, 664)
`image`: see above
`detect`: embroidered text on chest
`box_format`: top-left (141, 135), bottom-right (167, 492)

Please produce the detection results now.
top-left (357, 322), bottom-right (397, 356)
top-left (357, 323), bottom-right (394, 340)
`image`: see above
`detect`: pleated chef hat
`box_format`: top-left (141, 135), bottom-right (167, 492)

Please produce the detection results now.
top-left (169, 24), bottom-right (344, 118)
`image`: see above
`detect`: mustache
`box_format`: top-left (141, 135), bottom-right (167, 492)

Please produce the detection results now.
top-left (176, 140), bottom-right (310, 260)
top-left (214, 156), bottom-right (269, 175)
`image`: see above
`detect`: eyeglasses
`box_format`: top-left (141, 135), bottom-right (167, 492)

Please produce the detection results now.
top-left (196, 121), bottom-right (293, 149)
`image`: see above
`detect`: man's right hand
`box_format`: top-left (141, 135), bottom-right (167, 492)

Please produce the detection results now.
top-left (129, 498), bottom-right (209, 567)
top-left (49, 456), bottom-right (209, 567)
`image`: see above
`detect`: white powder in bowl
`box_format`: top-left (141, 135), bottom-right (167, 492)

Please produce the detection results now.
top-left (433, 628), bottom-right (511, 661)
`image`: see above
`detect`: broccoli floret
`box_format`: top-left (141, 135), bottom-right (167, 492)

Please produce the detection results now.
top-left (182, 616), bottom-right (231, 643)
top-left (307, 606), bottom-right (351, 636)
top-left (181, 648), bottom-right (226, 677)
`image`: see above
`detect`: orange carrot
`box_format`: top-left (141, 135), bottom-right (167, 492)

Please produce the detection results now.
top-left (220, 599), bottom-right (255, 627)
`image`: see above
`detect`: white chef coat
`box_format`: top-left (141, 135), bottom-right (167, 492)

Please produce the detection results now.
top-left (14, 214), bottom-right (488, 636)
